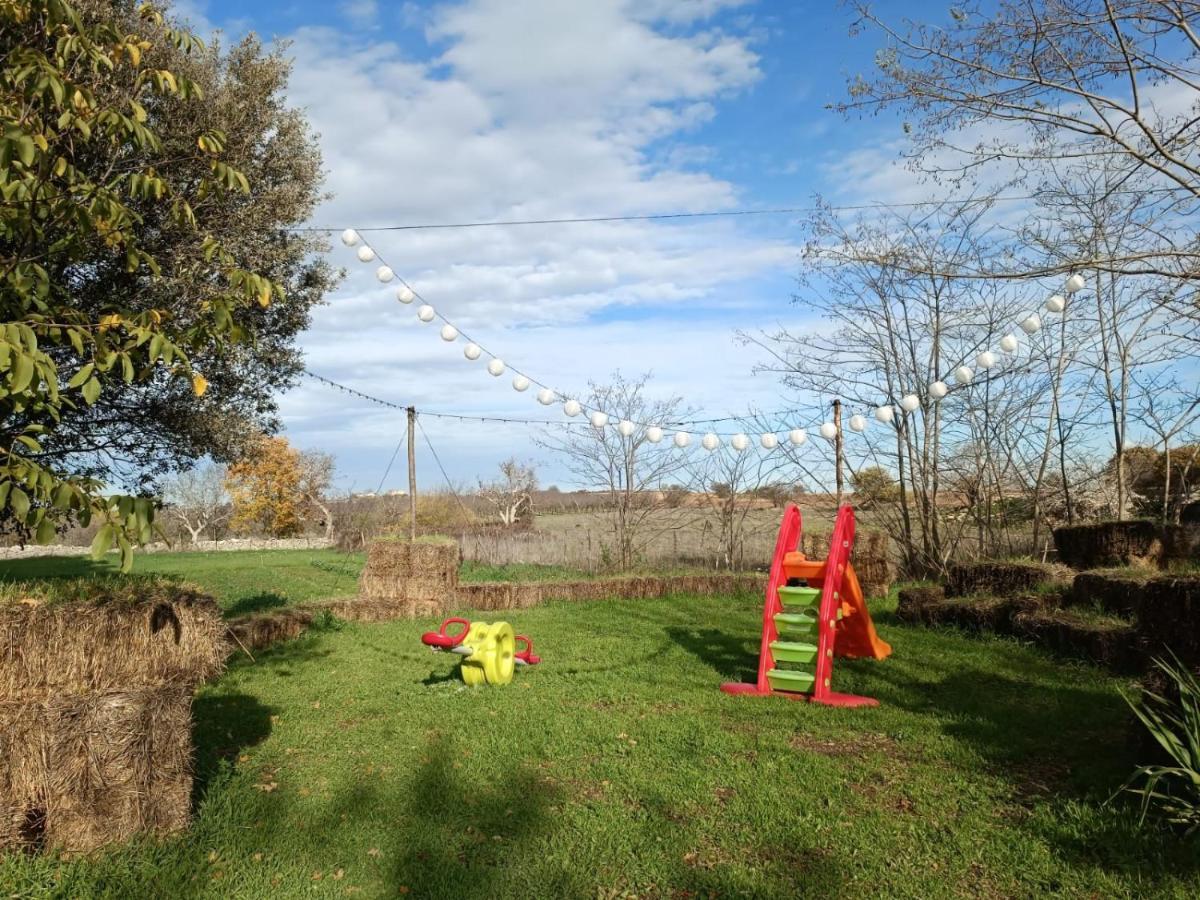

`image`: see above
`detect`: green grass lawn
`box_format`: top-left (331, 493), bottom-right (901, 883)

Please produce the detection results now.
top-left (2, 591), bottom-right (1197, 898)
top-left (0, 552), bottom-right (591, 616)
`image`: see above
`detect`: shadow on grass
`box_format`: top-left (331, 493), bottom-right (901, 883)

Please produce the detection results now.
top-left (222, 591), bottom-right (292, 617)
top-left (866, 654), bottom-right (1200, 880)
top-left (664, 625), bottom-right (759, 683)
top-left (0, 555), bottom-right (114, 582)
top-left (191, 692), bottom-right (275, 810)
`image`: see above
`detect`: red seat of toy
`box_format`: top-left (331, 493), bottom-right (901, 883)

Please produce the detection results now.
top-left (421, 617), bottom-right (470, 649)
top-left (515, 635), bottom-right (540, 665)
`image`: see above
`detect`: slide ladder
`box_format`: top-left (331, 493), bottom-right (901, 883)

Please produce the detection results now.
top-left (720, 504), bottom-right (890, 707)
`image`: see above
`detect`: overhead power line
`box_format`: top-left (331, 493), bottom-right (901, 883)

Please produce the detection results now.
top-left (292, 186), bottom-right (1187, 234)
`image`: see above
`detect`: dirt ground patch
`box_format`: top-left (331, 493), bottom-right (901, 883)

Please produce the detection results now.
top-left (788, 731), bottom-right (898, 756)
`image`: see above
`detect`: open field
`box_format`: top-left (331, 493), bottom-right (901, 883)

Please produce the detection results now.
top-left (2, 587), bottom-right (1197, 898)
top-left (0, 551), bottom-right (619, 616)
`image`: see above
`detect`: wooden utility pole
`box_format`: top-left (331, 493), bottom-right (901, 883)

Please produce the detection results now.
top-left (407, 406), bottom-right (417, 540)
top-left (832, 398), bottom-right (844, 508)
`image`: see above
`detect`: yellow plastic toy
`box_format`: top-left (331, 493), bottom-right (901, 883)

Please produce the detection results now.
top-left (459, 621), bottom-right (516, 686)
top-left (421, 617), bottom-right (535, 686)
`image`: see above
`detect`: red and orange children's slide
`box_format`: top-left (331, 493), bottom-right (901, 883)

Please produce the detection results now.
top-left (721, 503), bottom-right (891, 707)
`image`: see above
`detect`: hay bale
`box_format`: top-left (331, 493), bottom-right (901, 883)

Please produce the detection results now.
top-left (1134, 576), bottom-right (1200, 669)
top-left (227, 607), bottom-right (317, 652)
top-left (0, 686), bottom-right (194, 855)
top-left (1068, 571), bottom-right (1146, 617)
top-left (0, 583), bottom-right (225, 697)
top-left (803, 529), bottom-right (892, 598)
top-left (1011, 608), bottom-right (1140, 673)
top-left (945, 561), bottom-right (1055, 598)
top-left (1053, 520), bottom-right (1162, 570)
top-left (357, 537), bottom-right (459, 613)
top-left (896, 585), bottom-right (945, 624)
top-left (332, 597), bottom-right (440, 621)
top-left (0, 580), bottom-right (223, 855)
top-left (1162, 523), bottom-right (1200, 564)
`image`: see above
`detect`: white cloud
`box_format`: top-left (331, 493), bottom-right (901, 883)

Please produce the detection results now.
top-left (278, 0), bottom-right (805, 485)
top-left (339, 0), bottom-right (379, 28)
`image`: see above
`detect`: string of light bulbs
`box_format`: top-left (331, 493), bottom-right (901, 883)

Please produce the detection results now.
top-left (335, 227), bottom-right (1085, 452)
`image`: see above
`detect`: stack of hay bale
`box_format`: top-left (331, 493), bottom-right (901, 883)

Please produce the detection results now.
top-left (0, 579), bottom-right (225, 855)
top-left (355, 537), bottom-right (460, 618)
top-left (801, 529), bottom-right (892, 598)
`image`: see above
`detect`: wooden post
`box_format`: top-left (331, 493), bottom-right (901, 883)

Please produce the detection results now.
top-left (407, 406), bottom-right (417, 540)
top-left (832, 398), bottom-right (844, 508)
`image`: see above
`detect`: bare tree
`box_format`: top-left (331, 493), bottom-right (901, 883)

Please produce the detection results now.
top-left (536, 373), bottom-right (691, 570)
top-left (479, 458), bottom-right (538, 527)
top-left (162, 462), bottom-right (229, 544)
top-left (839, 0), bottom-right (1200, 281)
top-left (686, 431), bottom-right (791, 569)
top-left (298, 451), bottom-right (336, 541)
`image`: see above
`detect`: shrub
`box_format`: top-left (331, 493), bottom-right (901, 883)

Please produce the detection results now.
top-left (1118, 654), bottom-right (1200, 836)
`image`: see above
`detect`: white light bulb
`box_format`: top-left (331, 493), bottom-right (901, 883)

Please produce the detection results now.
top-left (356, 245), bottom-right (375, 263)
top-left (464, 343), bottom-right (482, 361)
top-left (760, 433), bottom-right (778, 449)
top-left (1045, 294), bottom-right (1065, 314)
top-left (536, 388), bottom-right (555, 405)
top-left (563, 399), bottom-right (582, 417)
top-left (618, 419), bottom-right (635, 437)
top-left (900, 394), bottom-right (921, 412)
top-left (819, 422), bottom-right (838, 440)
top-left (848, 415), bottom-right (867, 433)
top-left (340, 228), bottom-right (359, 247)
top-left (929, 381), bottom-right (949, 400)
top-left (731, 433), bottom-right (749, 451)
top-left (376, 265), bottom-right (394, 283)
top-left (590, 411), bottom-right (609, 429)
top-left (396, 286), bottom-right (414, 304)
top-left (1065, 273), bottom-right (1086, 294)
top-left (512, 375), bottom-right (530, 392)
top-left (954, 365), bottom-right (974, 384)
top-left (487, 359), bottom-right (505, 377)
top-left (976, 351), bottom-right (997, 369)
top-left (1020, 314), bottom-right (1042, 334)
top-left (788, 428), bottom-right (807, 446)
top-left (999, 334), bottom-right (1018, 353)
top-left (673, 432), bottom-right (691, 448)
top-left (646, 426), bottom-right (663, 443)
top-left (875, 405), bottom-right (895, 424)
top-left (416, 305), bottom-right (436, 323)
top-left (702, 433), bottom-right (720, 451)
top-left (439, 324), bottom-right (458, 342)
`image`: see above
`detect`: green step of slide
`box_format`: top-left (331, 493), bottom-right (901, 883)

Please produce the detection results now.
top-left (769, 640), bottom-right (818, 664)
top-left (766, 668), bottom-right (815, 694)
top-left (774, 612), bottom-right (818, 635)
top-left (777, 585), bottom-right (820, 609)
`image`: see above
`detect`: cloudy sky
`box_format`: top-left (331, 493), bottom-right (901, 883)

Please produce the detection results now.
top-left (180, 0), bottom-right (914, 492)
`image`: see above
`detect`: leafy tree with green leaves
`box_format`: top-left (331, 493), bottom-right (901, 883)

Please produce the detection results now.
top-left (1, 0), bottom-right (331, 567)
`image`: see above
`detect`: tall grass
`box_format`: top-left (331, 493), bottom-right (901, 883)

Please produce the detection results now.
top-left (1119, 653), bottom-right (1200, 835)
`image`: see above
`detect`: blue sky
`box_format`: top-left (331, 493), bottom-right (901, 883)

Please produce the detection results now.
top-left (176, 0), bottom-right (924, 492)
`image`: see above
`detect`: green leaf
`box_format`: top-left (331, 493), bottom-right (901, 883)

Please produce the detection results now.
top-left (67, 362), bottom-right (94, 388)
top-left (10, 353), bottom-right (34, 393)
top-left (81, 376), bottom-right (101, 405)
top-left (35, 515), bottom-right (56, 545)
top-left (9, 486), bottom-right (30, 520)
top-left (90, 523), bottom-right (114, 560)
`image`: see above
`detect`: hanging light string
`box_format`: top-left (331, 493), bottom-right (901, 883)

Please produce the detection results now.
top-left (304, 370), bottom-right (804, 431)
top-left (335, 228), bottom-right (1086, 451)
